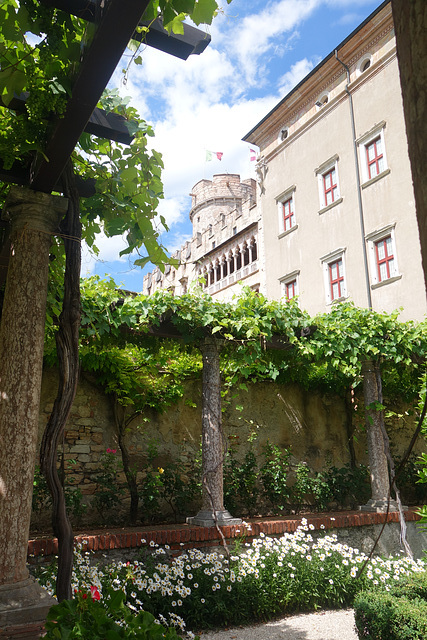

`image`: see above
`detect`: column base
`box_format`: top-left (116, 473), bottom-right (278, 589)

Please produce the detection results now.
top-left (359, 498), bottom-right (407, 513)
top-left (187, 509), bottom-right (242, 527)
top-left (0, 575), bottom-right (56, 629)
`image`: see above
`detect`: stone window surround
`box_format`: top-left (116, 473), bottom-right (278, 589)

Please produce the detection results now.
top-left (320, 247), bottom-right (348, 305)
top-left (279, 269), bottom-right (300, 301)
top-left (276, 184), bottom-right (296, 236)
top-left (315, 154), bottom-right (341, 212)
top-left (356, 120), bottom-right (388, 185)
top-left (365, 223), bottom-right (400, 288)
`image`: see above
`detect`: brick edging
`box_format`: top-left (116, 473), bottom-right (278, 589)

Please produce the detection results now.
top-left (27, 507), bottom-right (422, 559)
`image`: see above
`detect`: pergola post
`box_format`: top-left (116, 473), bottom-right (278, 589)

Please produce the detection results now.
top-left (187, 336), bottom-right (241, 527)
top-left (360, 359), bottom-right (398, 512)
top-left (0, 187), bottom-right (68, 627)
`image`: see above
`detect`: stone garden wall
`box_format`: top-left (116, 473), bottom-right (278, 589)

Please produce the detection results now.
top-left (33, 367), bottom-right (425, 528)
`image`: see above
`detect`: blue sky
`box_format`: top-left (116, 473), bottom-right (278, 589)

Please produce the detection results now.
top-left (81, 0), bottom-right (385, 291)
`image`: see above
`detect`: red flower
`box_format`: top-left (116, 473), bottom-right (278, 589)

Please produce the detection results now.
top-left (90, 586), bottom-right (101, 601)
top-left (82, 593), bottom-right (88, 600)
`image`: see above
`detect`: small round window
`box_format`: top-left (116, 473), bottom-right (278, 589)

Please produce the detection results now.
top-left (358, 55), bottom-right (372, 74)
top-left (279, 127), bottom-right (289, 141)
top-left (316, 93), bottom-right (329, 109)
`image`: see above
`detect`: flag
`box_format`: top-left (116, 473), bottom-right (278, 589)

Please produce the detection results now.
top-left (206, 150), bottom-right (223, 161)
top-left (250, 148), bottom-right (257, 162)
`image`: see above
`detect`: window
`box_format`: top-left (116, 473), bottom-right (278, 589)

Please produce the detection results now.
top-left (375, 236), bottom-right (395, 282)
top-left (366, 225), bottom-right (400, 287)
top-left (285, 280), bottom-right (297, 300)
top-left (282, 197), bottom-right (295, 232)
top-left (357, 121), bottom-right (388, 184)
top-left (329, 259), bottom-right (344, 301)
top-left (315, 156), bottom-right (341, 211)
top-left (276, 185), bottom-right (297, 235)
top-left (315, 92), bottom-right (329, 109)
top-left (366, 137), bottom-right (384, 180)
top-left (321, 249), bottom-right (347, 304)
top-left (278, 127), bottom-right (288, 141)
top-left (280, 270), bottom-right (299, 301)
top-left (358, 55), bottom-right (372, 75)
top-left (323, 168), bottom-right (338, 206)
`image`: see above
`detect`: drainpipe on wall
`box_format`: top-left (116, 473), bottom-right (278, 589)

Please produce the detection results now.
top-left (335, 50), bottom-right (372, 309)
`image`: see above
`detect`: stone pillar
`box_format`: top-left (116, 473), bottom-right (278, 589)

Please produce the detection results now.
top-left (187, 337), bottom-right (241, 527)
top-left (360, 360), bottom-right (397, 512)
top-left (0, 187), bottom-right (68, 627)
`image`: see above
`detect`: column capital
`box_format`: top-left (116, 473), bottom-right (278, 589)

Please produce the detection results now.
top-left (2, 186), bottom-right (68, 234)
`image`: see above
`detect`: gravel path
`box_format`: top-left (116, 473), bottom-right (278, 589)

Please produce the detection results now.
top-left (199, 609), bottom-right (359, 640)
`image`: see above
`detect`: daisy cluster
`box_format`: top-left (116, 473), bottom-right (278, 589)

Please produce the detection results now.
top-left (35, 520), bottom-right (426, 631)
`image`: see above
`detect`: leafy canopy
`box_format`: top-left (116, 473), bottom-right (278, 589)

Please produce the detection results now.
top-left (0, 0), bottom-right (231, 267)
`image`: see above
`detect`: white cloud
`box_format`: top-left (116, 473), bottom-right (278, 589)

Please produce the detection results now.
top-left (277, 57), bottom-right (317, 96)
top-left (225, 0), bottom-right (320, 85)
top-left (80, 231), bottom-right (131, 277)
top-left (157, 195), bottom-right (189, 229)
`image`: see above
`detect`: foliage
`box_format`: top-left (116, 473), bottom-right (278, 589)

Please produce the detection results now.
top-left (44, 586), bottom-right (194, 640)
top-left (259, 441), bottom-right (292, 513)
top-left (36, 523), bottom-right (426, 633)
top-left (32, 463), bottom-right (87, 526)
top-left (325, 464), bottom-right (371, 508)
top-left (224, 447), bottom-right (259, 516)
top-left (354, 571), bottom-right (427, 639)
top-left (413, 373), bottom-right (427, 526)
top-left (299, 302), bottom-right (426, 398)
top-left (92, 449), bottom-right (125, 522)
top-left (0, 0), bottom-right (230, 269)
top-left (45, 283), bottom-right (427, 419)
top-left (158, 457), bottom-right (202, 524)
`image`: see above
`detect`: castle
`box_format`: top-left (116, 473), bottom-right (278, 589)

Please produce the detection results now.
top-left (143, 1), bottom-right (426, 321)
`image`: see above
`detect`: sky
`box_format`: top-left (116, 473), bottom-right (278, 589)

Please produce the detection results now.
top-left (81, 0), bottom-right (385, 292)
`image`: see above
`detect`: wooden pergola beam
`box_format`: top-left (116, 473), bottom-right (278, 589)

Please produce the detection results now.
top-left (2, 94), bottom-right (134, 145)
top-left (41, 0), bottom-right (211, 60)
top-left (30, 0), bottom-right (151, 193)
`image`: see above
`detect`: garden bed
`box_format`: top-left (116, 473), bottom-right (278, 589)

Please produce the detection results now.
top-left (28, 507), bottom-right (426, 564)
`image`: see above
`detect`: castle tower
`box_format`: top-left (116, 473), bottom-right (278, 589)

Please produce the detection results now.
top-left (143, 174), bottom-right (260, 300)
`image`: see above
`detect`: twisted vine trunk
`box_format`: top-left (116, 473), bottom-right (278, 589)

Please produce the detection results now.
top-left (114, 401), bottom-right (139, 525)
top-left (40, 161), bottom-right (81, 602)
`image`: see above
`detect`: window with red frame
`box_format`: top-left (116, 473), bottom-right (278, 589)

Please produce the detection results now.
top-left (282, 197), bottom-right (295, 231)
top-left (323, 168), bottom-right (338, 206)
top-left (285, 279), bottom-right (297, 300)
top-left (366, 137), bottom-right (384, 179)
top-left (329, 259), bottom-right (344, 300)
top-left (375, 236), bottom-right (395, 281)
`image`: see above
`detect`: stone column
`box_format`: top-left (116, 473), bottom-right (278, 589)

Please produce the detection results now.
top-left (187, 337), bottom-right (241, 527)
top-left (0, 187), bottom-right (68, 627)
top-left (360, 360), bottom-right (397, 512)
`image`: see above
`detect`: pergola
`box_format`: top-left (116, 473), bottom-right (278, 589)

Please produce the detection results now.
top-left (0, 0), bottom-right (210, 631)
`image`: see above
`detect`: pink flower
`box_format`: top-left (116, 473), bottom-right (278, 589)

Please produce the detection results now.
top-left (106, 448), bottom-right (117, 454)
top-left (90, 586), bottom-right (101, 601)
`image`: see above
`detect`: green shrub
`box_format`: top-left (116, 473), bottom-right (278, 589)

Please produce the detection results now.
top-left (92, 449), bottom-right (125, 522)
top-left (44, 587), bottom-right (196, 639)
top-left (354, 571), bottom-right (427, 639)
top-left (260, 441), bottom-right (291, 513)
